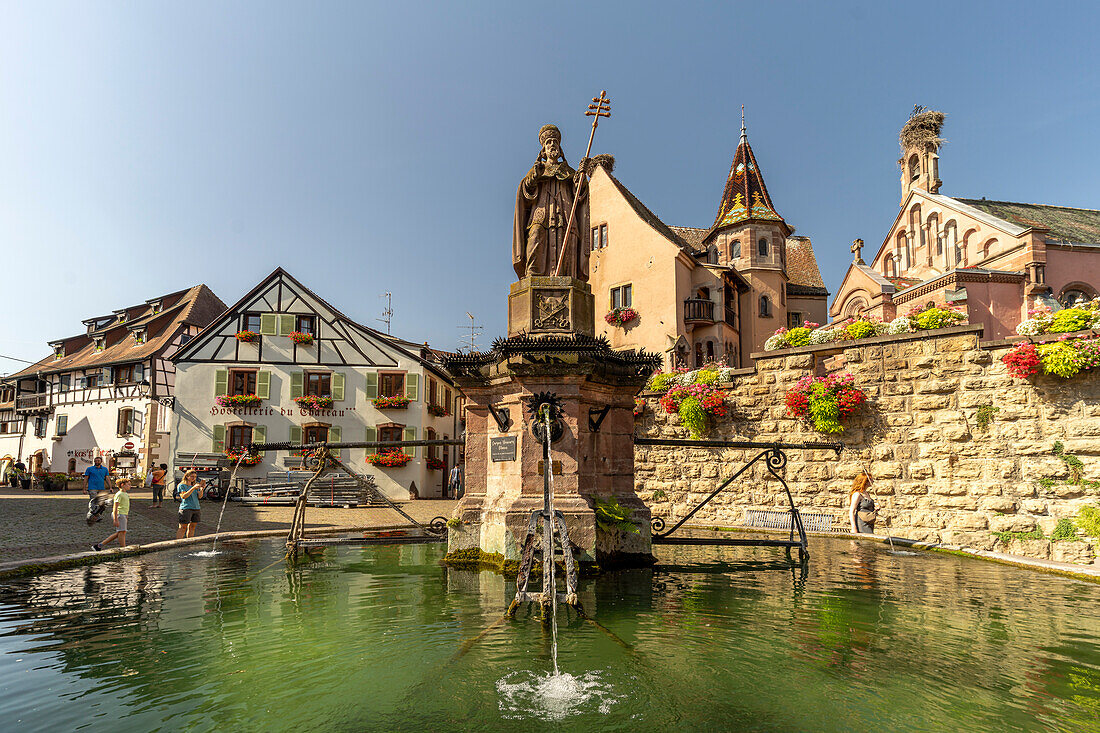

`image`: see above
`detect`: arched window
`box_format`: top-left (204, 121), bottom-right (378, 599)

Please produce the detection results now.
top-left (706, 341), bottom-right (715, 361)
top-left (758, 238), bottom-right (768, 257)
top-left (909, 155), bottom-right (920, 182)
top-left (910, 206), bottom-right (924, 250)
top-left (1059, 285), bottom-right (1095, 308)
top-left (944, 221), bottom-right (959, 267)
top-left (759, 295), bottom-right (771, 317)
top-left (885, 256), bottom-right (896, 278)
top-left (730, 240), bottom-right (741, 259)
top-left (896, 232), bottom-right (908, 271)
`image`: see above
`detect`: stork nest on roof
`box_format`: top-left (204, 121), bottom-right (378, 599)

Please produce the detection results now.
top-left (899, 106), bottom-right (946, 153)
top-left (581, 153), bottom-right (615, 175)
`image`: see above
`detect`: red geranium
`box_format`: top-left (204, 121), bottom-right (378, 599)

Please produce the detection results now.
top-left (1002, 343), bottom-right (1040, 379)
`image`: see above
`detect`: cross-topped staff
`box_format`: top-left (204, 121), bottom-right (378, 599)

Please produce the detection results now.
top-left (553, 90), bottom-right (611, 277)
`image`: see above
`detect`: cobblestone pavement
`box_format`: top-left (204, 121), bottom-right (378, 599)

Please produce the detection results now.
top-left (0, 487), bottom-right (456, 562)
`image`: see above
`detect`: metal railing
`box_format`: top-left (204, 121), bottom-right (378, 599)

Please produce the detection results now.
top-left (684, 298), bottom-right (715, 323)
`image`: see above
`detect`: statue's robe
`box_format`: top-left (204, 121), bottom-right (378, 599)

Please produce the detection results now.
top-left (512, 160), bottom-right (589, 281)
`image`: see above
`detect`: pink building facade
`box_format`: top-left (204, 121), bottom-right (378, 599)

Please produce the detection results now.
top-left (832, 110), bottom-right (1100, 338)
top-left (588, 122), bottom-right (828, 369)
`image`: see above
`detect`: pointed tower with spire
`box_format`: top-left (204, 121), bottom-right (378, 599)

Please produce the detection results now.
top-left (704, 108), bottom-right (795, 354)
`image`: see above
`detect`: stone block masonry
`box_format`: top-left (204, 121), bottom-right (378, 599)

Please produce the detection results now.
top-left (635, 325), bottom-right (1100, 564)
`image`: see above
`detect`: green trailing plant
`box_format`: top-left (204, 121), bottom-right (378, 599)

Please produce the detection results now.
top-left (647, 372), bottom-right (676, 393)
top-left (446, 517), bottom-right (463, 530)
top-left (846, 320), bottom-right (877, 340)
top-left (650, 489), bottom-right (668, 501)
top-left (1052, 518), bottom-right (1079, 541)
top-left (975, 404), bottom-right (999, 433)
top-left (1048, 308), bottom-right (1096, 334)
top-left (1052, 441), bottom-right (1085, 484)
top-left (1038, 341), bottom-right (1085, 378)
top-left (1037, 478), bottom-right (1056, 490)
top-left (991, 526), bottom-right (1044, 544)
top-left (1077, 506), bottom-right (1100, 538)
top-left (593, 497), bottom-right (639, 534)
top-left (693, 369), bottom-right (720, 386)
top-left (784, 326), bottom-right (812, 347)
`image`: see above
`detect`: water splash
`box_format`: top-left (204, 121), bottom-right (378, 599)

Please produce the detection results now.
top-left (496, 670), bottom-right (620, 721)
top-left (190, 550), bottom-right (223, 558)
top-left (543, 407), bottom-right (559, 676)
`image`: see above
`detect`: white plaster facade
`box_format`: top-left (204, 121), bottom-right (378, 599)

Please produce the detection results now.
top-left (169, 269), bottom-right (462, 500)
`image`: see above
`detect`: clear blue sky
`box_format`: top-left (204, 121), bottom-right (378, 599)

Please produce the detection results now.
top-left (3, 1), bottom-right (1099, 368)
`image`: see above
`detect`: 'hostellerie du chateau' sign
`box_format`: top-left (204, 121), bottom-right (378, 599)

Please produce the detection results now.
top-left (209, 405), bottom-right (358, 417)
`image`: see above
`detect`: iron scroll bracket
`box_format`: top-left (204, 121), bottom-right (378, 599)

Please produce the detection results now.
top-left (588, 405), bottom-right (611, 433)
top-left (488, 405), bottom-right (512, 433)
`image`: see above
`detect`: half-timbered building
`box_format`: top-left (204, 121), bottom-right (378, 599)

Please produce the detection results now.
top-left (1, 285), bottom-right (227, 476)
top-left (169, 268), bottom-right (463, 500)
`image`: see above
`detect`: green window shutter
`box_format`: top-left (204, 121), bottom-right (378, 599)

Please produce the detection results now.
top-left (259, 313), bottom-right (277, 336)
top-left (256, 371), bottom-right (271, 400)
top-left (365, 426), bottom-right (377, 444)
top-left (405, 373), bottom-right (419, 401)
top-left (328, 426), bottom-right (341, 444)
top-left (365, 372), bottom-right (378, 398)
top-left (331, 372), bottom-right (345, 401)
top-left (290, 372), bottom-right (304, 399)
top-left (289, 425), bottom-right (302, 444)
top-left (278, 314), bottom-right (295, 336)
top-left (251, 425), bottom-right (266, 445)
top-left (214, 369), bottom-right (229, 397)
top-left (212, 425), bottom-right (226, 453)
top-left (403, 426), bottom-right (417, 457)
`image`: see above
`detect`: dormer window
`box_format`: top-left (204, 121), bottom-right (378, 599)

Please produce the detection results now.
top-left (117, 312), bottom-right (127, 324)
top-left (93, 337), bottom-right (105, 352)
top-left (53, 345), bottom-right (64, 359)
top-left (133, 329), bottom-right (146, 345)
top-left (150, 301), bottom-right (162, 315)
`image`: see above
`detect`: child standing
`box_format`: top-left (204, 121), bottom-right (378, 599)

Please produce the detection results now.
top-left (93, 479), bottom-right (131, 550)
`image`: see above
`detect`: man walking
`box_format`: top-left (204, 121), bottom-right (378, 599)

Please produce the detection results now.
top-left (448, 463), bottom-right (463, 500)
top-left (84, 456), bottom-right (112, 515)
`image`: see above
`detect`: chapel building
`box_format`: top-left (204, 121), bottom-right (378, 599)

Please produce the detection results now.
top-left (831, 109), bottom-right (1100, 338)
top-left (587, 120), bottom-right (828, 369)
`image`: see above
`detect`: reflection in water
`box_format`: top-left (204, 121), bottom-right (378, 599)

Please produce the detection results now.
top-left (0, 538), bottom-right (1098, 731)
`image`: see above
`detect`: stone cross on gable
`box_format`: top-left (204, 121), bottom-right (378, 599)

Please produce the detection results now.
top-left (851, 239), bottom-right (865, 264)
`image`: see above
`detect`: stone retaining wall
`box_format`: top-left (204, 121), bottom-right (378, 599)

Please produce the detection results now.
top-left (634, 325), bottom-right (1100, 564)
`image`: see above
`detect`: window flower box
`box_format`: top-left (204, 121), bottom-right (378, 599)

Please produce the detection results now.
top-left (225, 450), bottom-right (262, 466)
top-left (604, 307), bottom-right (638, 327)
top-left (288, 331), bottom-right (314, 345)
top-left (425, 457), bottom-right (446, 471)
top-left (236, 330), bottom-right (259, 343)
top-left (374, 395), bottom-right (410, 410)
top-left (427, 404), bottom-right (448, 417)
top-left (294, 395), bottom-right (333, 410)
top-left (216, 394), bottom-right (262, 408)
top-left (366, 451), bottom-right (413, 468)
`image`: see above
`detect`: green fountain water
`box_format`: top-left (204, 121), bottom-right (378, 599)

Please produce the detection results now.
top-left (0, 539), bottom-right (1098, 731)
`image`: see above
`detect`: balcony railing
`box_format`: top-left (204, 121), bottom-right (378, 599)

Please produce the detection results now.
top-left (15, 393), bottom-right (49, 412)
top-left (684, 298), bottom-right (715, 323)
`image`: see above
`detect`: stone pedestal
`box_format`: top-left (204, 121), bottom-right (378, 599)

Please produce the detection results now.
top-left (507, 276), bottom-right (595, 338)
top-left (445, 333), bottom-right (659, 569)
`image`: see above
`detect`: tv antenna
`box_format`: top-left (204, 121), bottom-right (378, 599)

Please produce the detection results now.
top-left (378, 292), bottom-right (393, 334)
top-left (458, 312), bottom-right (483, 352)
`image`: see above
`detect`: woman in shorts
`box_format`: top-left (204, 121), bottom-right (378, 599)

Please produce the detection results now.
top-left (176, 470), bottom-right (205, 539)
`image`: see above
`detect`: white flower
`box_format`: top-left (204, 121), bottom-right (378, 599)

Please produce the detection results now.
top-left (808, 329), bottom-right (836, 344)
top-left (764, 334), bottom-right (786, 351)
top-left (717, 367), bottom-right (734, 382)
top-left (1015, 318), bottom-right (1043, 336)
top-left (887, 317), bottom-right (915, 334)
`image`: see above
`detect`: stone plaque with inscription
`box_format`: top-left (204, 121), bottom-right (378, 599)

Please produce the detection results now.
top-left (490, 435), bottom-right (518, 462)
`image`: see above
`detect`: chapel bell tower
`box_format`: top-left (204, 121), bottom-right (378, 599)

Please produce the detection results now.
top-left (899, 106), bottom-right (945, 204)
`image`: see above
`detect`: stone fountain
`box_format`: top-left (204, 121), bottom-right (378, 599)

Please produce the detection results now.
top-left (444, 122), bottom-right (659, 571)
